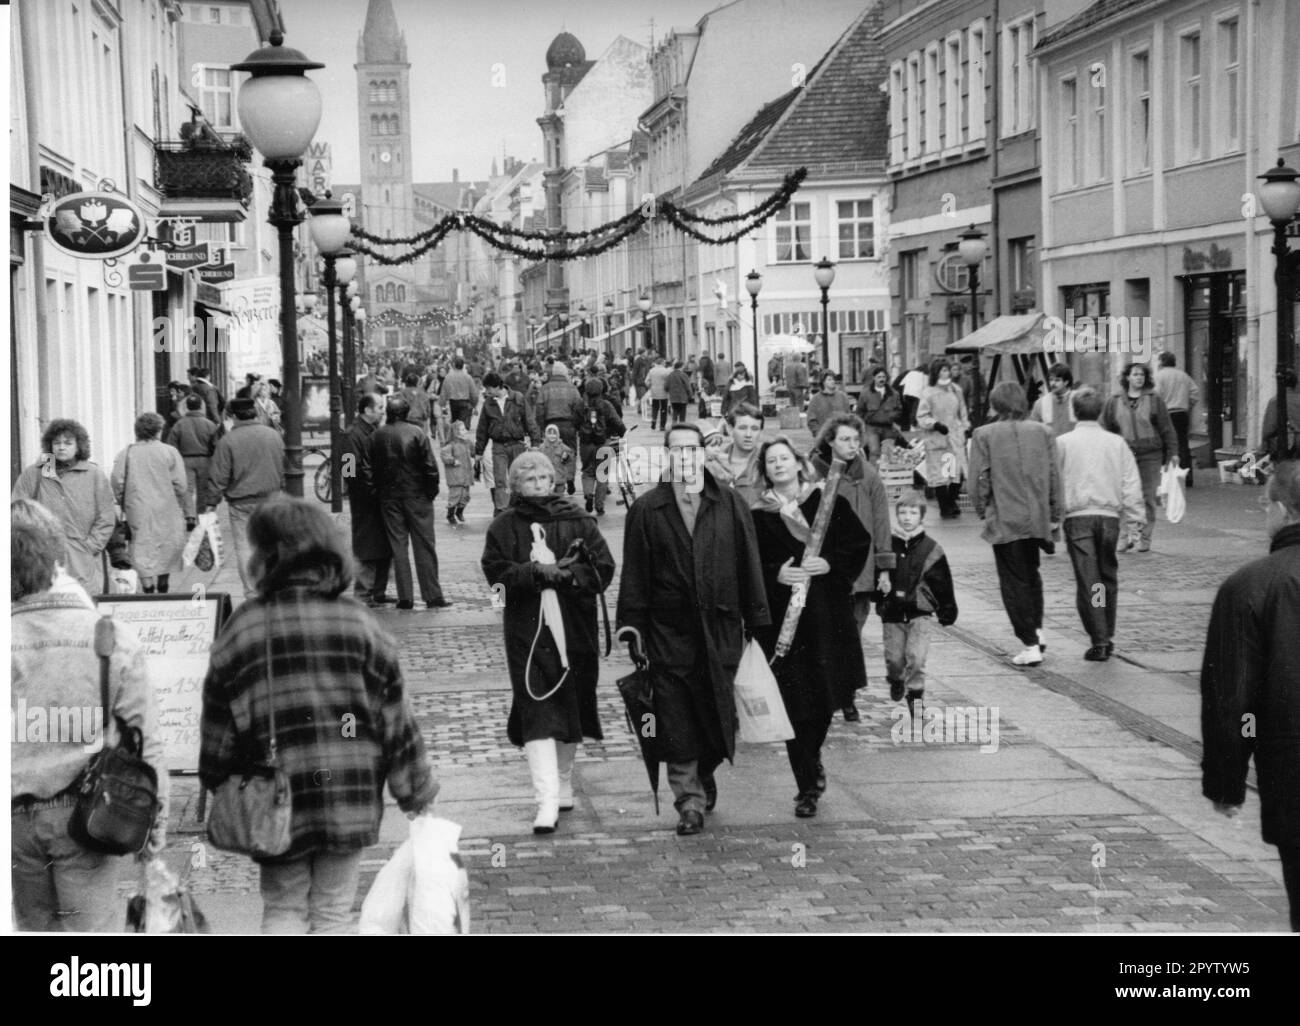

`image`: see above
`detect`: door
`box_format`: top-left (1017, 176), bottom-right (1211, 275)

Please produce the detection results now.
top-left (1184, 272), bottom-right (1246, 455)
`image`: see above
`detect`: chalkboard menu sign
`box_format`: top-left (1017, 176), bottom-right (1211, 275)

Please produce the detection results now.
top-left (96, 593), bottom-right (232, 774)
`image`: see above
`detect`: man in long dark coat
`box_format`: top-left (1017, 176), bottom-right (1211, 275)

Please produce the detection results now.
top-left (1201, 459), bottom-right (1300, 931)
top-left (617, 423), bottom-right (771, 836)
top-left (343, 393), bottom-right (391, 605)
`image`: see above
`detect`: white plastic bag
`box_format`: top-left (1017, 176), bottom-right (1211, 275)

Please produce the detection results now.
top-left (734, 638), bottom-right (795, 743)
top-left (108, 566), bottom-right (140, 594)
top-left (359, 839), bottom-right (414, 935)
top-left (182, 511), bottom-right (223, 571)
top-left (1159, 464), bottom-right (1188, 524)
top-left (409, 815), bottom-right (471, 935)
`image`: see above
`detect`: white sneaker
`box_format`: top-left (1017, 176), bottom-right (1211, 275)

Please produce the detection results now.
top-left (1011, 645), bottom-right (1043, 667)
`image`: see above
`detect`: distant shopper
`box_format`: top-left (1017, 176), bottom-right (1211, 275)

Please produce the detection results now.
top-left (1054, 387), bottom-right (1145, 661)
top-left (1028, 362), bottom-right (1078, 438)
top-left (1200, 460), bottom-right (1300, 932)
top-left (855, 367), bottom-right (904, 464)
top-left (645, 358), bottom-right (672, 432)
top-left (916, 358), bottom-right (969, 519)
top-left (1100, 363), bottom-right (1178, 553)
top-left (1261, 369), bottom-right (1300, 461)
top-left (806, 372), bottom-right (852, 439)
top-left (1154, 352), bottom-right (1200, 486)
top-left (111, 412), bottom-right (187, 595)
top-left (168, 394), bottom-right (218, 530)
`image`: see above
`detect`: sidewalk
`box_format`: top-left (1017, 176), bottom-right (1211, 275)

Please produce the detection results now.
top-left (140, 408), bottom-right (1292, 933)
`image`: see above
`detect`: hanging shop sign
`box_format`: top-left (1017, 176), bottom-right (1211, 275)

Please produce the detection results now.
top-left (197, 261), bottom-right (236, 283)
top-left (43, 190), bottom-right (148, 260)
top-left (168, 242), bottom-right (215, 270)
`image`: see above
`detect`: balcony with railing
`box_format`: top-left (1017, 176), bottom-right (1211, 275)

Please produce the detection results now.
top-left (154, 131), bottom-right (254, 223)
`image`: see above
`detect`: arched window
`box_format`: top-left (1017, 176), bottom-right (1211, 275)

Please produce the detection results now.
top-left (370, 114), bottom-right (379, 136)
top-left (369, 81), bottom-right (379, 103)
top-left (373, 285), bottom-right (381, 304)
top-left (397, 285), bottom-right (406, 302)
top-left (387, 81), bottom-right (397, 102)
top-left (385, 284), bottom-right (396, 302)
top-left (383, 188), bottom-right (390, 204)
top-left (391, 115), bottom-right (400, 136)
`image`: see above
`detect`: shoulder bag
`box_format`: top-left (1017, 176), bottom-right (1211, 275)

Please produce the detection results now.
top-left (67, 617), bottom-right (161, 856)
top-left (205, 618), bottom-right (293, 858)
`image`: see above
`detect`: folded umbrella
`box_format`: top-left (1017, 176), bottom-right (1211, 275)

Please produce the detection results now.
top-left (615, 626), bottom-right (661, 814)
top-left (525, 523), bottom-right (569, 701)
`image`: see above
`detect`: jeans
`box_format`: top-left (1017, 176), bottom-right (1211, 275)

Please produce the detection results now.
top-left (381, 496), bottom-right (445, 605)
top-left (1065, 515), bottom-right (1119, 646)
top-left (490, 441), bottom-right (526, 514)
top-left (1280, 844), bottom-right (1300, 933)
top-left (449, 399), bottom-right (474, 429)
top-left (670, 402), bottom-right (688, 424)
top-left (1129, 452), bottom-right (1162, 545)
top-left (580, 443), bottom-right (610, 511)
top-left (651, 398), bottom-right (669, 431)
top-left (226, 498), bottom-right (267, 599)
top-left (883, 618), bottom-right (931, 695)
top-left (260, 849), bottom-right (364, 934)
top-left (12, 798), bottom-right (122, 932)
top-left (785, 716), bottom-right (832, 796)
top-left (992, 539), bottom-right (1044, 646)
top-left (1169, 410), bottom-right (1193, 484)
top-left (182, 456), bottom-right (209, 520)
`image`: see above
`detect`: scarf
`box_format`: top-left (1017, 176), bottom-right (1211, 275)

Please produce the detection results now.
top-left (893, 523), bottom-right (926, 543)
top-left (508, 492), bottom-right (590, 522)
top-left (754, 480), bottom-right (818, 544)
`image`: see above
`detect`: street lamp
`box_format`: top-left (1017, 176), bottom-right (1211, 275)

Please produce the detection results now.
top-left (813, 257), bottom-right (836, 373)
top-left (1258, 158), bottom-right (1300, 460)
top-left (308, 191), bottom-right (352, 512)
top-left (604, 298), bottom-right (614, 339)
top-left (745, 269), bottom-right (763, 392)
top-left (528, 316), bottom-right (538, 355)
top-left (958, 224), bottom-right (988, 424)
top-left (638, 292), bottom-right (652, 354)
top-left (233, 30), bottom-right (324, 499)
top-left (576, 302), bottom-right (588, 356)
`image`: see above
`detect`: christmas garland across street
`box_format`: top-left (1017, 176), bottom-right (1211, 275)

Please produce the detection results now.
top-left (347, 168), bottom-right (808, 265)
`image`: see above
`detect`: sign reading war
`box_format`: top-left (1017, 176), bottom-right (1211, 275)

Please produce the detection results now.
top-left (44, 191), bottom-right (147, 260)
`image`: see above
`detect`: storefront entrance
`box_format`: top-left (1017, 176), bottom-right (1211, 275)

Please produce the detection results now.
top-left (1183, 272), bottom-right (1246, 458)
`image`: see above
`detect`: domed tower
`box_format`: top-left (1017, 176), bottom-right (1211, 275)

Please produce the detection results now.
top-left (538, 31), bottom-right (594, 329)
top-left (356, 0), bottom-right (416, 341)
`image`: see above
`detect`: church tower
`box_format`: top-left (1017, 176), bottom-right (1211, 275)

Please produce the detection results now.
top-left (356, 0), bottom-right (416, 344)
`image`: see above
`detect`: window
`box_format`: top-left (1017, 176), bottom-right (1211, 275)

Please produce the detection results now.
top-left (944, 34), bottom-right (963, 147)
top-left (391, 115), bottom-right (400, 136)
top-left (900, 250), bottom-right (923, 301)
top-left (1129, 50), bottom-right (1151, 173)
top-left (1008, 236), bottom-right (1036, 309)
top-left (889, 61), bottom-right (905, 164)
top-left (924, 45), bottom-right (940, 153)
top-left (836, 200), bottom-right (875, 260)
top-left (1088, 75), bottom-right (1108, 181)
top-left (773, 202), bottom-right (811, 263)
top-left (906, 53), bottom-right (921, 158)
top-left (1179, 30), bottom-right (1202, 162)
top-left (200, 67), bottom-right (234, 130)
top-left (208, 7), bottom-right (221, 24)
top-left (1216, 16), bottom-right (1240, 153)
top-left (397, 286), bottom-right (406, 303)
top-left (1060, 76), bottom-right (1079, 188)
top-left (968, 20), bottom-right (986, 140)
top-left (1001, 16), bottom-right (1035, 136)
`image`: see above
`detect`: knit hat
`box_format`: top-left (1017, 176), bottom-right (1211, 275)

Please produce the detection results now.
top-left (584, 377), bottom-right (605, 398)
top-left (551, 361), bottom-right (569, 378)
top-left (227, 397), bottom-right (256, 418)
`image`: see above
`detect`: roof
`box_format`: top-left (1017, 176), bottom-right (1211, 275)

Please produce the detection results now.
top-left (584, 167), bottom-right (608, 190)
top-left (358, 0), bottom-right (406, 65)
top-left (546, 31), bottom-right (586, 68)
top-left (413, 180), bottom-right (490, 211)
top-left (1036, 0), bottom-right (1152, 52)
top-left (944, 313), bottom-right (1048, 356)
top-left (692, 3), bottom-right (887, 183)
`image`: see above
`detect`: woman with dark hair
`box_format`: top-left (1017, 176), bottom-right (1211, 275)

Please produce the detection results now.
top-left (199, 496), bottom-right (437, 934)
top-left (111, 412), bottom-right (187, 594)
top-left (721, 363), bottom-right (759, 415)
top-left (11, 418), bottom-right (115, 593)
top-left (969, 382), bottom-right (1062, 667)
top-left (811, 413), bottom-right (895, 721)
top-left (481, 451), bottom-right (615, 833)
top-left (916, 358), bottom-right (970, 518)
top-left (1100, 362), bottom-right (1178, 552)
top-left (855, 366), bottom-right (904, 464)
top-left (750, 437), bottom-right (871, 817)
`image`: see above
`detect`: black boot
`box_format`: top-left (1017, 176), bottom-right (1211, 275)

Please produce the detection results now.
top-left (585, 495), bottom-right (594, 513)
top-left (156, 574), bottom-right (170, 594)
top-left (456, 504), bottom-right (466, 524)
top-left (447, 507), bottom-right (457, 526)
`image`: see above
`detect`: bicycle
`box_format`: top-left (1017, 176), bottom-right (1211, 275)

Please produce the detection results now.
top-left (303, 444), bottom-right (349, 504)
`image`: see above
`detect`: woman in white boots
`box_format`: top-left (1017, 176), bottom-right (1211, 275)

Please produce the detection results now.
top-left (481, 451), bottom-right (616, 833)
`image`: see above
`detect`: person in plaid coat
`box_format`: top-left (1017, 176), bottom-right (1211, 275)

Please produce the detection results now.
top-left (200, 496), bottom-right (438, 934)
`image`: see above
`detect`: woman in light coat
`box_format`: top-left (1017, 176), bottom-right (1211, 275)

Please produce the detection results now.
top-left (111, 412), bottom-right (188, 594)
top-left (11, 418), bottom-right (115, 594)
top-left (916, 358), bottom-right (970, 518)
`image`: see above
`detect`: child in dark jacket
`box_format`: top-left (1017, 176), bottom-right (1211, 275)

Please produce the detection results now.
top-left (876, 490), bottom-right (958, 705)
top-left (440, 420), bottom-right (473, 525)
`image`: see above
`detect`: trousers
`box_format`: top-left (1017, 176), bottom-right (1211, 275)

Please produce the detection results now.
top-left (651, 398), bottom-right (669, 431)
top-left (490, 441), bottom-right (526, 515)
top-left (226, 497), bottom-right (270, 599)
top-left (354, 557), bottom-right (392, 601)
top-left (1280, 844), bottom-right (1300, 933)
top-left (785, 716), bottom-right (832, 797)
top-left (1065, 515), bottom-right (1119, 646)
top-left (992, 538), bottom-right (1044, 647)
top-left (381, 496), bottom-right (444, 604)
top-left (1129, 452), bottom-right (1162, 545)
top-left (1169, 410), bottom-right (1193, 485)
top-left (260, 849), bottom-right (364, 935)
top-left (882, 618), bottom-right (931, 695)
top-left (11, 799), bottom-right (121, 932)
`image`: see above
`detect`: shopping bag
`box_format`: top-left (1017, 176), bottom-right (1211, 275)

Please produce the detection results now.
top-left (126, 858), bottom-right (210, 934)
top-left (107, 566), bottom-right (140, 595)
top-left (409, 815), bottom-right (471, 935)
top-left (359, 839), bottom-right (414, 935)
top-left (187, 511), bottom-right (223, 572)
top-left (1159, 464), bottom-right (1188, 524)
top-left (734, 639), bottom-right (795, 743)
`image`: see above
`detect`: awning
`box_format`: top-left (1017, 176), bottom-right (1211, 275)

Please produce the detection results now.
top-left (532, 321), bottom-right (584, 347)
top-left (945, 313), bottom-right (1047, 356)
top-left (588, 320), bottom-right (643, 346)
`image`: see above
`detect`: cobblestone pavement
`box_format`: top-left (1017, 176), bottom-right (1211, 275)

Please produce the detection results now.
top-left (147, 409), bottom-right (1293, 933)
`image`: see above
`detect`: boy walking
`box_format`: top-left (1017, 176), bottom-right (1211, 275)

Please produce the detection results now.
top-left (440, 420), bottom-right (473, 526)
top-left (876, 491), bottom-right (958, 710)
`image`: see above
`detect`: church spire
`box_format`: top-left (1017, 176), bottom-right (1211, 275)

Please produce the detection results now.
top-left (357, 0), bottom-right (407, 65)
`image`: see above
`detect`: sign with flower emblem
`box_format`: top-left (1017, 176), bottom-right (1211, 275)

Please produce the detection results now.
top-left (43, 191), bottom-right (148, 260)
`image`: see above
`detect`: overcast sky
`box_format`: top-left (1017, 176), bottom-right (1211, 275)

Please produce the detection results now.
top-left (280, 0), bottom-right (718, 185)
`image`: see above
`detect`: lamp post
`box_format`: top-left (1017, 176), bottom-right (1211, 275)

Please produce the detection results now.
top-left (528, 316), bottom-right (538, 356)
top-left (638, 292), bottom-right (652, 354)
top-left (341, 277), bottom-right (359, 427)
top-left (1258, 158), bottom-right (1300, 460)
top-left (957, 224), bottom-right (989, 425)
top-left (813, 257), bottom-right (836, 374)
top-left (745, 269), bottom-right (763, 392)
top-left (307, 193), bottom-right (353, 514)
top-left (232, 30), bottom-right (324, 499)
top-left (354, 306), bottom-right (366, 371)
top-left (604, 298), bottom-right (614, 339)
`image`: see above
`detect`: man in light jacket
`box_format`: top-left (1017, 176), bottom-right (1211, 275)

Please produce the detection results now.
top-left (969, 381), bottom-right (1063, 667)
top-left (1029, 362), bottom-right (1078, 438)
top-left (1055, 387), bottom-right (1145, 661)
top-left (1154, 351), bottom-right (1200, 486)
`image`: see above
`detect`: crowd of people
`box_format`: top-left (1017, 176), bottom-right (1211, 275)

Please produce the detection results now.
top-left (11, 337), bottom-right (1300, 934)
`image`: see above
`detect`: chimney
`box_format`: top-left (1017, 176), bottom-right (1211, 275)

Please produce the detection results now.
top-left (453, 168), bottom-right (459, 183)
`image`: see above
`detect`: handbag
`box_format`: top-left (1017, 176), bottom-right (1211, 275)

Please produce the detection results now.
top-left (106, 446), bottom-right (133, 571)
top-left (67, 617), bottom-right (161, 856)
top-left (206, 623), bottom-right (293, 858)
